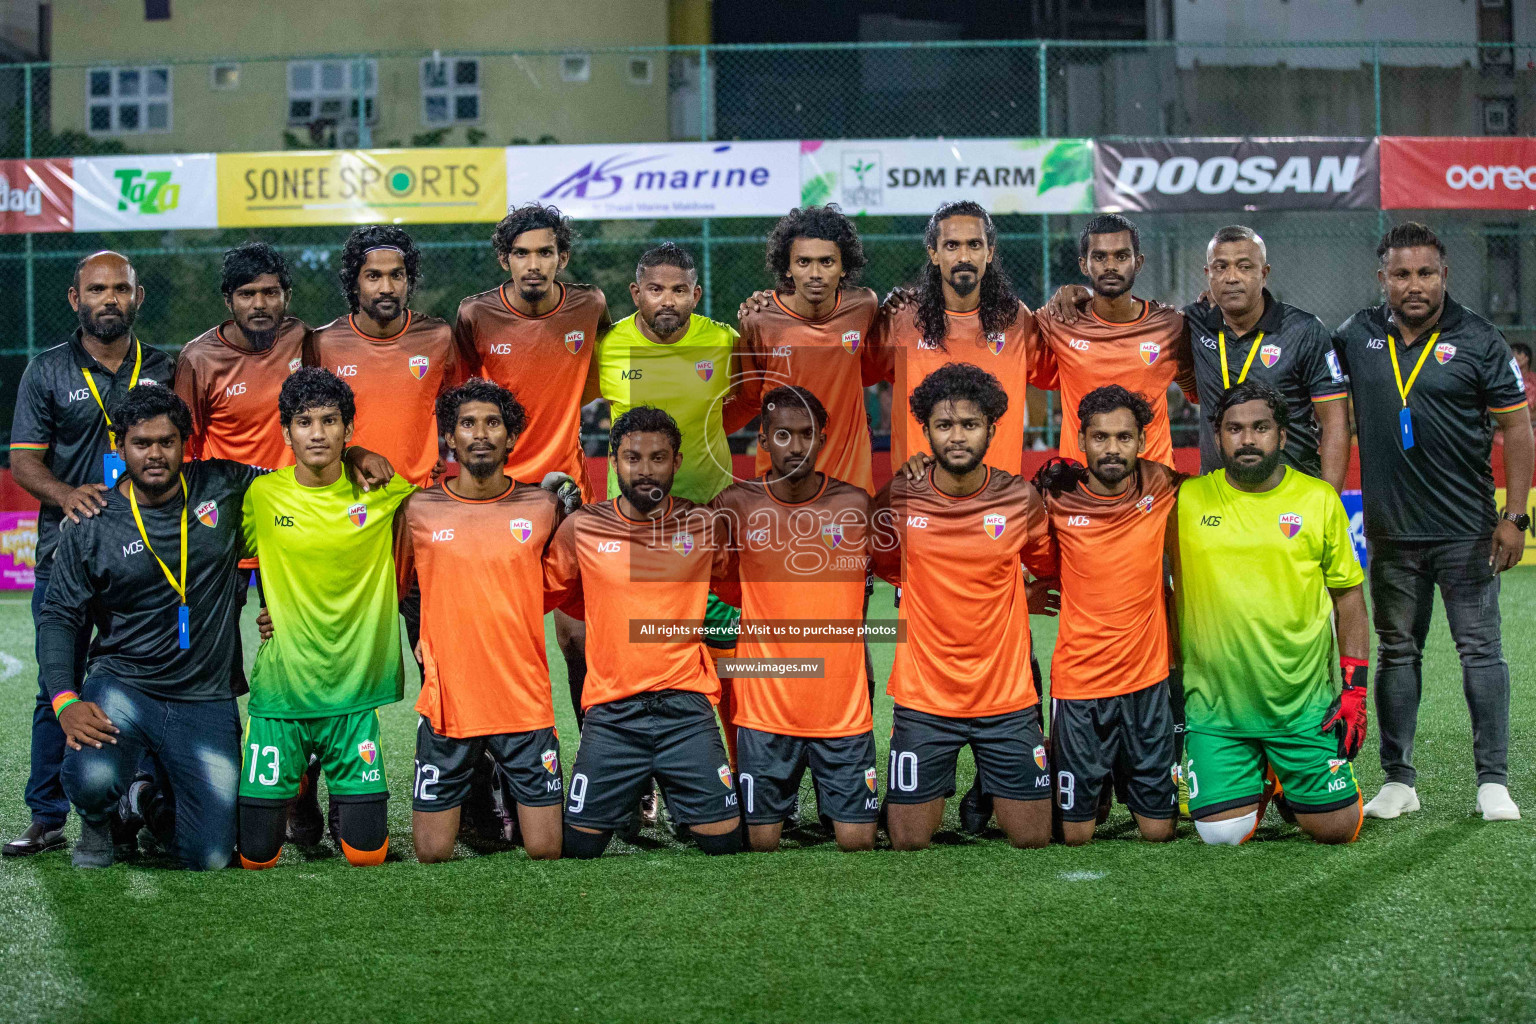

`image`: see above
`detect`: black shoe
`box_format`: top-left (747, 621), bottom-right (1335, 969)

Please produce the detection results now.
top-left (73, 817), bottom-right (114, 869)
top-left (786, 793), bottom-right (802, 830)
top-left (959, 782), bottom-right (993, 835)
top-left (3, 820), bottom-right (67, 857)
top-left (111, 779), bottom-right (151, 859)
top-left (1274, 793), bottom-right (1298, 825)
top-left (287, 757), bottom-right (324, 845)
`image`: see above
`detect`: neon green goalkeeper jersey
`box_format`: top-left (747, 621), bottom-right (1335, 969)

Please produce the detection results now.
top-left (1173, 467), bottom-right (1364, 737)
top-left (242, 468), bottom-right (417, 719)
top-left (597, 312), bottom-right (739, 504)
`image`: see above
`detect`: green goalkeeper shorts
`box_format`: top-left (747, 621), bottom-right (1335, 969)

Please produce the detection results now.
top-left (702, 591), bottom-right (740, 651)
top-left (240, 709), bottom-right (388, 802)
top-left (1183, 728), bottom-right (1359, 818)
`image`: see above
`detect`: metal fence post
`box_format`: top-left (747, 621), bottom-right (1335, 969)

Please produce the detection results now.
top-left (1372, 42), bottom-right (1382, 137)
top-left (699, 45), bottom-right (713, 315)
top-left (1039, 40), bottom-right (1055, 448)
top-left (356, 55), bottom-right (371, 148)
top-left (23, 61), bottom-right (35, 362)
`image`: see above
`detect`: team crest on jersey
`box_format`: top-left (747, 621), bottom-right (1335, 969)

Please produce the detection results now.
top-left (541, 749), bottom-right (559, 774)
top-left (1260, 343), bottom-right (1282, 368)
top-left (1135, 494), bottom-right (1155, 514)
top-left (695, 359), bottom-right (715, 382)
top-left (822, 523), bottom-right (844, 549)
top-left (672, 532), bottom-right (695, 556)
top-left (287, 357), bottom-right (302, 373)
top-left (1279, 512), bottom-right (1303, 539)
top-left (509, 518), bottom-right (533, 543)
top-left (1327, 758), bottom-right (1348, 775)
top-left (407, 355), bottom-right (430, 380)
top-left (1139, 341), bottom-right (1161, 365)
top-left (357, 739), bottom-right (377, 765)
top-left (1434, 342), bottom-right (1457, 364)
top-left (983, 512), bottom-right (1006, 539)
top-left (717, 764), bottom-right (733, 788)
top-left (348, 503), bottom-right (368, 528)
top-left (864, 767), bottom-right (877, 792)
top-left (1032, 744), bottom-right (1048, 771)
top-left (986, 332), bottom-right (1006, 355)
top-left (194, 500), bottom-right (219, 528)
top-left (564, 330), bottom-right (586, 354)
top-left (841, 330), bottom-right (862, 354)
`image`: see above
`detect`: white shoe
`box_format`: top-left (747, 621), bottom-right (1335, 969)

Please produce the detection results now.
top-left (1476, 783), bottom-right (1521, 822)
top-left (1363, 782), bottom-right (1420, 819)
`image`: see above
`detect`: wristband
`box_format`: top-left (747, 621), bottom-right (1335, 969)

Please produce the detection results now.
top-left (1340, 656), bottom-right (1368, 689)
top-left (51, 690), bottom-right (80, 716)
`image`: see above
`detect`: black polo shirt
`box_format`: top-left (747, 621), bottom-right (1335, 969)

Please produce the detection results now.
top-left (9, 332), bottom-right (175, 570)
top-left (1333, 295), bottom-right (1528, 542)
top-left (1185, 290), bottom-right (1347, 477)
top-left (35, 459), bottom-right (260, 704)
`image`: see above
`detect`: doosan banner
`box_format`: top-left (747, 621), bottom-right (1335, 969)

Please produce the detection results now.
top-left (1381, 137), bottom-right (1536, 210)
top-left (1095, 138), bottom-right (1379, 211)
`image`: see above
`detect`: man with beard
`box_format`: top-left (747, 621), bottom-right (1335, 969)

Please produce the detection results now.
top-left (710, 386), bottom-right (877, 852)
top-left (6, 251), bottom-right (174, 856)
top-left (543, 406), bottom-right (742, 858)
top-left (871, 364), bottom-right (1056, 851)
top-left (1039, 385), bottom-right (1180, 844)
top-left (1174, 381), bottom-right (1369, 846)
top-left (1033, 214), bottom-right (1197, 469)
top-left (1333, 222), bottom-right (1533, 823)
top-left (397, 378), bottom-right (573, 863)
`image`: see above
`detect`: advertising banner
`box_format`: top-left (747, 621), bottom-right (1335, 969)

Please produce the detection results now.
top-left (217, 148), bottom-right (507, 227)
top-left (72, 154), bottom-right (218, 231)
top-left (0, 159), bottom-right (74, 233)
top-left (800, 138), bottom-right (1093, 215)
top-left (1094, 138), bottom-right (1378, 211)
top-left (1340, 490), bottom-right (1369, 571)
top-left (1495, 488), bottom-right (1536, 567)
top-left (1381, 136), bottom-right (1536, 210)
top-left (0, 512), bottom-right (37, 589)
top-left (507, 140), bottom-right (799, 219)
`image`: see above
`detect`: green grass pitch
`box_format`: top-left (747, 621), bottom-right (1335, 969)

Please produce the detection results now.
top-left (0, 575), bottom-right (1532, 1024)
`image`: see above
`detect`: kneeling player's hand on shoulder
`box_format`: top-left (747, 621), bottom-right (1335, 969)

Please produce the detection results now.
top-left (881, 286), bottom-right (916, 316)
top-left (737, 289), bottom-right (775, 322)
top-left (58, 700), bottom-right (117, 751)
top-left (1045, 284), bottom-right (1093, 324)
top-left (1031, 457), bottom-right (1087, 498)
top-left (541, 472), bottom-right (582, 516)
top-left (343, 446), bottom-right (395, 493)
top-left (900, 453), bottom-right (932, 481)
top-left (1320, 657), bottom-right (1369, 759)
top-left (1027, 577), bottom-right (1061, 617)
top-left (256, 607), bottom-right (274, 642)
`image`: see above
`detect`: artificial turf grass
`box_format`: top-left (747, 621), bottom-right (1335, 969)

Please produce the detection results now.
top-left (0, 577), bottom-right (1532, 1024)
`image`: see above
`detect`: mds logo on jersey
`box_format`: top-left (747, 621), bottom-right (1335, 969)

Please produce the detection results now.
top-left (695, 359), bottom-right (715, 382)
top-left (822, 523), bottom-right (844, 549)
top-left (357, 739), bottom-right (378, 765)
top-left (1260, 343), bottom-right (1282, 368)
top-left (1139, 341), bottom-right (1162, 365)
top-left (194, 500), bottom-right (219, 528)
top-left (509, 517), bottom-right (533, 542)
top-left (1434, 342), bottom-right (1457, 364)
top-left (596, 539), bottom-right (622, 553)
top-left (348, 503), bottom-right (368, 528)
top-left (408, 355), bottom-right (430, 380)
top-left (1279, 512), bottom-right (1303, 538)
top-left (564, 330), bottom-right (585, 354)
top-left (1069, 338), bottom-right (1090, 352)
top-left (841, 330), bottom-right (862, 354)
top-left (983, 513), bottom-right (1006, 539)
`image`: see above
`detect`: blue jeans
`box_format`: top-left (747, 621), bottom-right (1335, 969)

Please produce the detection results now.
top-left (26, 570), bottom-right (88, 828)
top-left (59, 672), bottom-right (241, 870)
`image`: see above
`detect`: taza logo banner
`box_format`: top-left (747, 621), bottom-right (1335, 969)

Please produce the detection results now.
top-left (72, 154), bottom-right (218, 230)
top-left (1094, 138), bottom-right (1378, 211)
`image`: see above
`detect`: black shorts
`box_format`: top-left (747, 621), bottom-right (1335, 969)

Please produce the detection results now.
top-left (565, 690), bottom-right (737, 831)
top-left (411, 717), bottom-right (564, 812)
top-left (736, 727), bottom-right (879, 825)
top-left (886, 704), bottom-right (1051, 805)
top-left (1050, 678), bottom-right (1177, 823)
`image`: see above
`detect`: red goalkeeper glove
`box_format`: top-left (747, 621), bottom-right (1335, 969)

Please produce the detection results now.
top-left (1320, 656), bottom-right (1369, 760)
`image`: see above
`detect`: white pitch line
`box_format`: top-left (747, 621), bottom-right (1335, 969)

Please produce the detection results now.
top-left (0, 651), bottom-right (23, 682)
top-left (1059, 870), bottom-right (1107, 881)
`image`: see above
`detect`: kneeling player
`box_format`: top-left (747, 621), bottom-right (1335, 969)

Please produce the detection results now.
top-left (398, 379), bottom-right (573, 862)
top-left (238, 369), bottom-right (416, 867)
top-left (543, 407), bottom-right (741, 857)
top-left (872, 364), bottom-right (1056, 850)
top-left (1174, 381), bottom-right (1368, 845)
top-left (1040, 386), bottom-right (1180, 843)
top-left (712, 386), bottom-right (877, 852)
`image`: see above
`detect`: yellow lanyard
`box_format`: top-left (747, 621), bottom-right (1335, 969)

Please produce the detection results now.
top-left (1387, 331), bottom-right (1440, 408)
top-left (127, 473), bottom-right (188, 606)
top-left (80, 340), bottom-right (142, 447)
top-left (1218, 330), bottom-right (1264, 390)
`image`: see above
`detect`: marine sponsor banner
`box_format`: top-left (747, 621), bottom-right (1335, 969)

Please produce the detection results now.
top-left (1380, 137), bottom-right (1536, 210)
top-left (217, 148), bottom-right (506, 227)
top-left (72, 154), bottom-right (218, 230)
top-left (507, 140), bottom-right (799, 219)
top-left (800, 138), bottom-right (1094, 214)
top-left (0, 512), bottom-right (37, 589)
top-left (1094, 138), bottom-right (1378, 211)
top-left (0, 159), bottom-right (73, 233)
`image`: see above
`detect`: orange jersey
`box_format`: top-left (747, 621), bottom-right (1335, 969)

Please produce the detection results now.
top-left (312, 311), bottom-right (466, 487)
top-left (866, 303), bottom-right (1044, 475)
top-left (710, 474), bottom-right (872, 737)
top-left (872, 467), bottom-right (1052, 717)
top-left (737, 288), bottom-right (879, 494)
top-left (1034, 301), bottom-right (1195, 468)
top-left (454, 282), bottom-right (606, 500)
top-left (1044, 461), bottom-right (1180, 700)
top-left (396, 481), bottom-right (560, 737)
top-left (173, 317), bottom-right (313, 468)
top-left (543, 496), bottom-right (729, 709)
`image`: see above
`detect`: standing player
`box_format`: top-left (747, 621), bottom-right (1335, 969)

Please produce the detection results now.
top-left (711, 386), bottom-right (877, 852)
top-left (453, 204), bottom-right (610, 726)
top-left (1033, 214), bottom-right (1197, 469)
top-left (1174, 381), bottom-right (1369, 846)
top-left (238, 369), bottom-right (416, 869)
top-left (6, 251), bottom-right (174, 857)
top-left (397, 379), bottom-right (568, 863)
top-left (1040, 386), bottom-right (1179, 844)
top-left (872, 364), bottom-right (1055, 851)
top-left (543, 407), bottom-right (742, 858)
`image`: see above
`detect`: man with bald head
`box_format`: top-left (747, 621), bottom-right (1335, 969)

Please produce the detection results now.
top-left (5, 251), bottom-right (174, 856)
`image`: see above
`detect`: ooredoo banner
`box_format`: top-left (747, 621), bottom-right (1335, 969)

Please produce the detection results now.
top-left (1094, 138), bottom-right (1378, 211)
top-left (1380, 136), bottom-right (1536, 210)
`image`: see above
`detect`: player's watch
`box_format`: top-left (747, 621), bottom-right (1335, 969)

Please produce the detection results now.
top-left (1502, 509), bottom-right (1531, 532)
